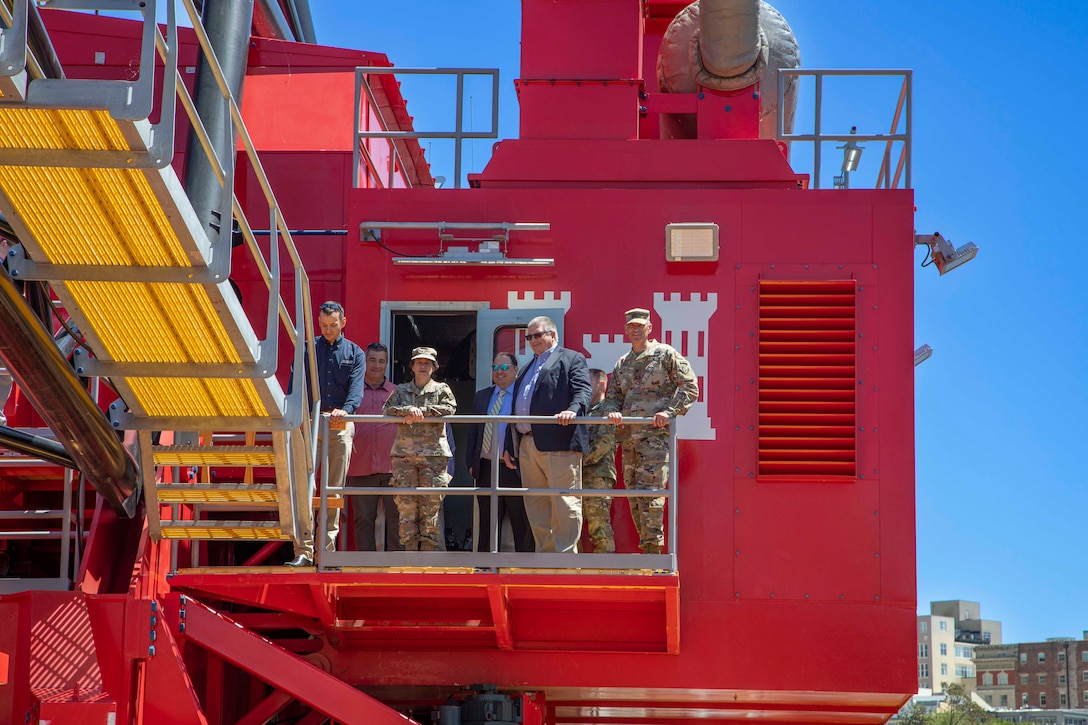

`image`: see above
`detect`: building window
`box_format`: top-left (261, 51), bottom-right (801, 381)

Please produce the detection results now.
top-left (1022, 694), bottom-right (1029, 706)
top-left (1060, 651), bottom-right (1067, 663)
top-left (1061, 693), bottom-right (1068, 707)
top-left (920, 621), bottom-right (929, 634)
top-left (1021, 675), bottom-right (1029, 685)
top-left (998, 672), bottom-right (1008, 685)
top-left (1083, 671), bottom-right (1088, 682)
top-left (920, 664), bottom-right (930, 677)
top-left (939, 621), bottom-right (948, 632)
top-left (956, 665), bottom-right (974, 678)
top-left (919, 643), bottom-right (929, 658)
top-left (1021, 653), bottom-right (1028, 665)
top-left (956, 645), bottom-right (973, 659)
top-left (1040, 694), bottom-right (1047, 707)
top-left (1061, 674), bottom-right (1067, 685)
top-left (940, 643), bottom-right (948, 656)
top-left (965, 610), bottom-right (972, 619)
top-left (985, 695), bottom-right (992, 705)
top-left (941, 663), bottom-right (949, 676)
top-left (1000, 695), bottom-right (1008, 707)
top-left (1082, 651), bottom-right (1088, 662)
top-left (982, 673), bottom-right (994, 686)
top-left (1039, 652), bottom-right (1046, 663)
top-left (1039, 674), bottom-right (1047, 685)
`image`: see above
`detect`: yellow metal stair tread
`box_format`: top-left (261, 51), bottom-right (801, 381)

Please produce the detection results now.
top-left (158, 521), bottom-right (291, 540)
top-left (152, 447), bottom-right (276, 466)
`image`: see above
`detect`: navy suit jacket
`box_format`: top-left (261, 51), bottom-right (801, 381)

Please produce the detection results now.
top-left (505, 346), bottom-right (591, 455)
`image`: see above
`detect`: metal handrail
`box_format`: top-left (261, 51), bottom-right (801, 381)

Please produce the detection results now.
top-left (353, 67), bottom-right (500, 189)
top-left (316, 413), bottom-right (679, 573)
top-left (776, 68), bottom-right (912, 190)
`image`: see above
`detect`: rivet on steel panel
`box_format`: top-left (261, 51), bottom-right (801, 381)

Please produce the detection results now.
top-left (148, 645), bottom-right (156, 656)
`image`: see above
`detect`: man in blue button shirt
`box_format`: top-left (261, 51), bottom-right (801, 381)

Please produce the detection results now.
top-left (287, 300), bottom-right (365, 567)
top-left (502, 316), bottom-right (591, 553)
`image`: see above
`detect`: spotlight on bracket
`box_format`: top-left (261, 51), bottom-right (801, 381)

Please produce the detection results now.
top-left (915, 232), bottom-right (978, 275)
top-left (914, 344), bottom-right (933, 367)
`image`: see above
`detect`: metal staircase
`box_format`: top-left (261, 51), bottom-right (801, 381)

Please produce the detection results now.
top-left (0, 0), bottom-right (317, 566)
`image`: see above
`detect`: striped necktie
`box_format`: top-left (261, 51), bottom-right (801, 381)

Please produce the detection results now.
top-left (481, 389), bottom-right (505, 459)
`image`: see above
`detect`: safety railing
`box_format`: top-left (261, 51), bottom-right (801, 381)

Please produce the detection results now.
top-left (164, 0), bottom-right (318, 427)
top-left (317, 414), bottom-right (678, 573)
top-left (776, 68), bottom-right (912, 190)
top-left (353, 67), bottom-right (499, 189)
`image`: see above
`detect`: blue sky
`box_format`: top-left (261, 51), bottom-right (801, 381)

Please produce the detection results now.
top-left (308, 2), bottom-right (1088, 645)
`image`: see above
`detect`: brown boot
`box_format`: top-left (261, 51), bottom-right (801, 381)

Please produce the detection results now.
top-left (642, 543), bottom-right (662, 555)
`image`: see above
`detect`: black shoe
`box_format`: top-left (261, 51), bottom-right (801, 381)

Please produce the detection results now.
top-left (285, 555), bottom-right (313, 567)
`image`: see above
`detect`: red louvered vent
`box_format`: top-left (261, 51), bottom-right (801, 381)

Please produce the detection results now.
top-left (758, 280), bottom-right (857, 479)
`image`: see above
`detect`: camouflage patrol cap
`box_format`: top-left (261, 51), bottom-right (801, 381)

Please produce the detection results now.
top-left (624, 308), bottom-right (651, 325)
top-left (411, 346), bottom-right (439, 364)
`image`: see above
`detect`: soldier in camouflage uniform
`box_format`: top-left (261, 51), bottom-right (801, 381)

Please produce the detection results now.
top-left (383, 347), bottom-right (457, 551)
top-left (583, 369), bottom-right (617, 553)
top-left (601, 308), bottom-right (699, 554)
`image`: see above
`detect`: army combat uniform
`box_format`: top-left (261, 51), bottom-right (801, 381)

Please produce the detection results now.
top-left (601, 339), bottom-right (698, 553)
top-left (383, 378), bottom-right (457, 550)
top-left (583, 399), bottom-right (617, 553)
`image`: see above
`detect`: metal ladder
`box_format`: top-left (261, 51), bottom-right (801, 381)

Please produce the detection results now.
top-left (0, 0), bottom-right (317, 560)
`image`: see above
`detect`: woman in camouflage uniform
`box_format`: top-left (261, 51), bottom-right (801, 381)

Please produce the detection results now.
top-left (382, 347), bottom-right (457, 551)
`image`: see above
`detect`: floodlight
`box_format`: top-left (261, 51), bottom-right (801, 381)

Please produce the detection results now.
top-left (838, 126), bottom-right (864, 172)
top-left (915, 232), bottom-right (979, 275)
top-left (914, 344), bottom-right (933, 367)
top-left (665, 223), bottom-right (719, 262)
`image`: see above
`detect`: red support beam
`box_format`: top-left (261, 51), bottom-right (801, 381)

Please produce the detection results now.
top-left (170, 594), bottom-right (419, 725)
top-left (234, 690), bottom-right (293, 725)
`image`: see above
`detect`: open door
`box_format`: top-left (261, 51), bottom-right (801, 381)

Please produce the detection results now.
top-left (475, 308), bottom-right (566, 381)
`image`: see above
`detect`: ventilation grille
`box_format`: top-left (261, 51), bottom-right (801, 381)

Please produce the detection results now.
top-left (758, 280), bottom-right (857, 478)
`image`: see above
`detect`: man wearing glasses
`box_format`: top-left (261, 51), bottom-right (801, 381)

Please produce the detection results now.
top-left (288, 300), bottom-right (365, 567)
top-left (466, 352), bottom-right (533, 552)
top-left (502, 316), bottom-right (591, 553)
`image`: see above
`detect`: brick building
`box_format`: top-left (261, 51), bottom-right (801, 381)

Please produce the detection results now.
top-left (975, 636), bottom-right (1088, 710)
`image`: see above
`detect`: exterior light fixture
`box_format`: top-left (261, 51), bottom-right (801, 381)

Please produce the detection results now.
top-left (840, 131), bottom-right (863, 172)
top-left (915, 232), bottom-right (979, 275)
top-left (914, 344), bottom-right (933, 367)
top-left (360, 221), bottom-right (553, 266)
top-left (835, 126), bottom-right (864, 189)
top-left (665, 223), bottom-right (719, 262)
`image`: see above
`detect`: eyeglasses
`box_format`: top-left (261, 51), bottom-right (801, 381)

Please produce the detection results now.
top-left (320, 301), bottom-right (343, 313)
top-left (492, 363), bottom-right (513, 371)
top-left (525, 331), bottom-right (551, 341)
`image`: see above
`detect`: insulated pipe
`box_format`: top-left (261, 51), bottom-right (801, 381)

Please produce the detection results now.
top-left (698, 0), bottom-right (765, 89)
top-left (0, 269), bottom-right (139, 516)
top-left (0, 425), bottom-right (76, 469)
top-left (183, 0), bottom-right (255, 246)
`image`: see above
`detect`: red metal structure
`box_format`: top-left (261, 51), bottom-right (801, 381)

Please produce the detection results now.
top-left (0, 1), bottom-right (918, 723)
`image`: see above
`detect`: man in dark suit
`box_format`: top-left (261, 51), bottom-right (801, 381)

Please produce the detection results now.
top-left (466, 352), bottom-right (533, 552)
top-left (503, 316), bottom-right (592, 553)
